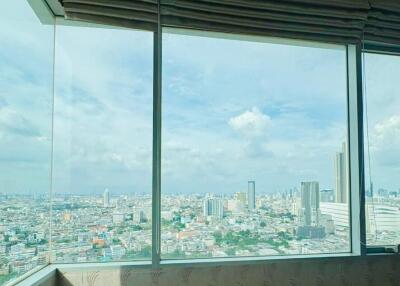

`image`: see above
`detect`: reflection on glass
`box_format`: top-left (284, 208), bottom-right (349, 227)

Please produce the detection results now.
top-left (161, 32), bottom-right (350, 259)
top-left (0, 1), bottom-right (54, 284)
top-left (52, 24), bottom-right (153, 263)
top-left (364, 53), bottom-right (400, 246)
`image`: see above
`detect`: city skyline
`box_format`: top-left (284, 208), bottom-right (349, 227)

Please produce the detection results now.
top-left (0, 140), bottom-right (354, 198)
top-left (1, 177), bottom-right (399, 285)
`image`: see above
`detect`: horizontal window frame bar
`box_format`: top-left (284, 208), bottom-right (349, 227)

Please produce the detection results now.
top-left (53, 261), bottom-right (152, 272)
top-left (160, 252), bottom-right (357, 268)
top-left (49, 253), bottom-right (360, 272)
top-left (366, 246), bottom-right (399, 254)
top-left (53, 15), bottom-right (346, 51)
top-left (163, 26), bottom-right (345, 50)
top-left (362, 42), bottom-right (400, 56)
top-left (30, 251), bottom-right (400, 273)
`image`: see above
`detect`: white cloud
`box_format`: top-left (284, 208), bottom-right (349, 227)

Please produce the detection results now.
top-left (228, 107), bottom-right (271, 137)
top-left (374, 115), bottom-right (400, 143)
top-left (0, 107), bottom-right (40, 137)
top-left (368, 115), bottom-right (400, 168)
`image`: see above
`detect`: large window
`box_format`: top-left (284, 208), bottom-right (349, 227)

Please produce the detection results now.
top-left (161, 31), bottom-right (350, 259)
top-left (0, 3), bottom-right (154, 283)
top-left (3, 1), bottom-right (400, 283)
top-left (363, 53), bottom-right (400, 247)
top-left (0, 1), bottom-right (54, 284)
top-left (52, 23), bottom-right (153, 263)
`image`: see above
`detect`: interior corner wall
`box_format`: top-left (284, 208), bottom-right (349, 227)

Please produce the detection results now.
top-left (55, 256), bottom-right (399, 286)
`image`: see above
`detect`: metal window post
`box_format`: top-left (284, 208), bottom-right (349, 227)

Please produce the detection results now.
top-left (152, 0), bottom-right (162, 267)
top-left (347, 44), bottom-right (366, 256)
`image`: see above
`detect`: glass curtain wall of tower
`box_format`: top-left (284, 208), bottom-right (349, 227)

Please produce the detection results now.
top-left (161, 30), bottom-right (350, 259)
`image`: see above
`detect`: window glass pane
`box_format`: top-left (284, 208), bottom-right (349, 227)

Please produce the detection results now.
top-left (52, 23), bottom-right (153, 263)
top-left (364, 53), bottom-right (400, 246)
top-left (0, 1), bottom-right (53, 284)
top-left (162, 31), bottom-right (350, 259)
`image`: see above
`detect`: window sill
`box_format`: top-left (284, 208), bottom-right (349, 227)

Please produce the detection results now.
top-left (160, 252), bottom-right (359, 268)
top-left (13, 251), bottom-right (400, 286)
top-left (11, 265), bottom-right (57, 286)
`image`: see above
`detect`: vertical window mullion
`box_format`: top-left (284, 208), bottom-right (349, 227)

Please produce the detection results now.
top-left (347, 44), bottom-right (366, 256)
top-left (152, 19), bottom-right (162, 267)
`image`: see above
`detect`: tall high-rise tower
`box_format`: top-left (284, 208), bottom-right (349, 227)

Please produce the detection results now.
top-left (300, 181), bottom-right (320, 226)
top-left (103, 188), bottom-right (110, 208)
top-left (203, 196), bottom-right (224, 219)
top-left (335, 142), bottom-right (348, 203)
top-left (247, 181), bottom-right (255, 210)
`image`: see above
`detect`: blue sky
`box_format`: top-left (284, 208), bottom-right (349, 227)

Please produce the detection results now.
top-left (0, 1), bottom-right (54, 195)
top-left (52, 25), bottom-right (153, 195)
top-left (364, 53), bottom-right (400, 192)
top-left (161, 32), bottom-right (348, 194)
top-left (0, 1), bottom-right (398, 196)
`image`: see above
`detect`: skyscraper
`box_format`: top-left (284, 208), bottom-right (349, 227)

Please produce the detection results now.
top-left (203, 196), bottom-right (224, 219)
top-left (103, 188), bottom-right (110, 208)
top-left (335, 142), bottom-right (348, 203)
top-left (297, 181), bottom-right (325, 239)
top-left (300, 181), bottom-right (320, 226)
top-left (247, 181), bottom-right (255, 210)
top-left (320, 189), bottom-right (335, 202)
top-left (367, 182), bottom-right (374, 198)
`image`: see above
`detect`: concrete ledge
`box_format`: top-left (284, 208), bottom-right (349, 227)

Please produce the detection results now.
top-left (14, 265), bottom-right (57, 286)
top-left (12, 253), bottom-right (399, 286)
